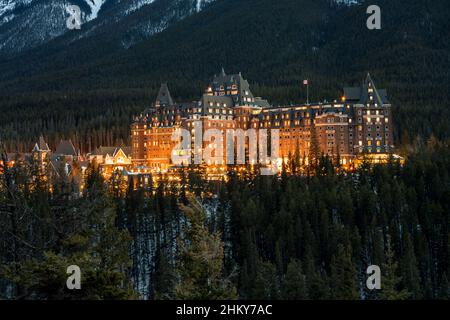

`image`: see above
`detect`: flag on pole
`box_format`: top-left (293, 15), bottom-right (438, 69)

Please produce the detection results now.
top-left (303, 79), bottom-right (310, 105)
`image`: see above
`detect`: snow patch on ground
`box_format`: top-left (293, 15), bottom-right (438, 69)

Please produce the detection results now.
top-left (0, 0), bottom-right (34, 17)
top-left (196, 0), bottom-right (202, 12)
top-left (1, 13), bottom-right (13, 23)
top-left (196, 0), bottom-right (216, 12)
top-left (0, 1), bottom-right (15, 17)
top-left (125, 0), bottom-right (156, 15)
top-left (334, 0), bottom-right (360, 5)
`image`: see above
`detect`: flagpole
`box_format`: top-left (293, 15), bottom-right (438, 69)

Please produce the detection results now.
top-left (307, 82), bottom-right (309, 105)
top-left (303, 79), bottom-right (310, 105)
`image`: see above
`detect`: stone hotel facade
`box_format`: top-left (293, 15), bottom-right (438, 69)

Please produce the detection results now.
top-left (131, 70), bottom-right (394, 172)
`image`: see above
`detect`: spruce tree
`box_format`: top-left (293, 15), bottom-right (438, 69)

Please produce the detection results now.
top-left (400, 232), bottom-right (422, 298)
top-left (175, 198), bottom-right (237, 300)
top-left (379, 245), bottom-right (410, 300)
top-left (330, 244), bottom-right (359, 300)
top-left (282, 259), bottom-right (308, 299)
top-left (252, 260), bottom-right (280, 300)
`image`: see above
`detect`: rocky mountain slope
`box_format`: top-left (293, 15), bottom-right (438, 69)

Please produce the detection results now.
top-left (0, 0), bottom-right (217, 54)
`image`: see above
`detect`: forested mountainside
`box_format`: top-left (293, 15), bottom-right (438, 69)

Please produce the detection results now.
top-left (0, 0), bottom-right (449, 153)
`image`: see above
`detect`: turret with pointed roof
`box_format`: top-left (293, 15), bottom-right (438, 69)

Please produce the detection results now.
top-left (33, 135), bottom-right (50, 152)
top-left (55, 140), bottom-right (78, 157)
top-left (156, 83), bottom-right (174, 107)
top-left (31, 135), bottom-right (51, 170)
top-left (343, 73), bottom-right (389, 106)
top-left (209, 68), bottom-right (263, 106)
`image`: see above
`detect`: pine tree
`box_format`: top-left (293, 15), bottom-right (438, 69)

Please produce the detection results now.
top-left (400, 232), bottom-right (422, 298)
top-left (282, 259), bottom-right (308, 299)
top-left (379, 245), bottom-right (410, 300)
top-left (438, 274), bottom-right (450, 299)
top-left (304, 248), bottom-right (330, 300)
top-left (175, 198), bottom-right (237, 300)
top-left (330, 244), bottom-right (359, 300)
top-left (252, 260), bottom-right (280, 300)
top-left (153, 248), bottom-right (176, 300)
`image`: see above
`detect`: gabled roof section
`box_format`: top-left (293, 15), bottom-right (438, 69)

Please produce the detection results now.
top-left (156, 83), bottom-right (174, 106)
top-left (211, 68), bottom-right (256, 105)
top-left (92, 146), bottom-right (117, 157)
top-left (55, 140), bottom-right (77, 156)
top-left (343, 73), bottom-right (389, 105)
top-left (254, 97), bottom-right (271, 109)
top-left (121, 147), bottom-right (132, 157)
top-left (343, 87), bottom-right (361, 101)
top-left (92, 146), bottom-right (131, 158)
top-left (33, 136), bottom-right (50, 152)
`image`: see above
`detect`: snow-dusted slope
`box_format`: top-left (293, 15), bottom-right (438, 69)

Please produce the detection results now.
top-left (334, 0), bottom-right (361, 6)
top-left (0, 0), bottom-right (218, 55)
top-left (0, 0), bottom-right (34, 26)
top-left (0, 1), bottom-right (79, 52)
top-left (196, 0), bottom-right (216, 12)
top-left (122, 0), bottom-right (156, 15)
top-left (0, 0), bottom-right (33, 16)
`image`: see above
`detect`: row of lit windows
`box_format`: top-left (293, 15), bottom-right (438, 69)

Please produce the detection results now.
top-left (208, 102), bottom-right (230, 108)
top-left (207, 108), bottom-right (233, 114)
top-left (217, 84), bottom-right (238, 91)
top-left (357, 109), bottom-right (388, 115)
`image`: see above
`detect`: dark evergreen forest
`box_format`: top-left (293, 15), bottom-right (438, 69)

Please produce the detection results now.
top-left (1, 141), bottom-right (449, 299)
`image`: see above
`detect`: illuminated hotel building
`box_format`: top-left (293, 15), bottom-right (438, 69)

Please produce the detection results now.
top-left (131, 70), bottom-right (394, 172)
